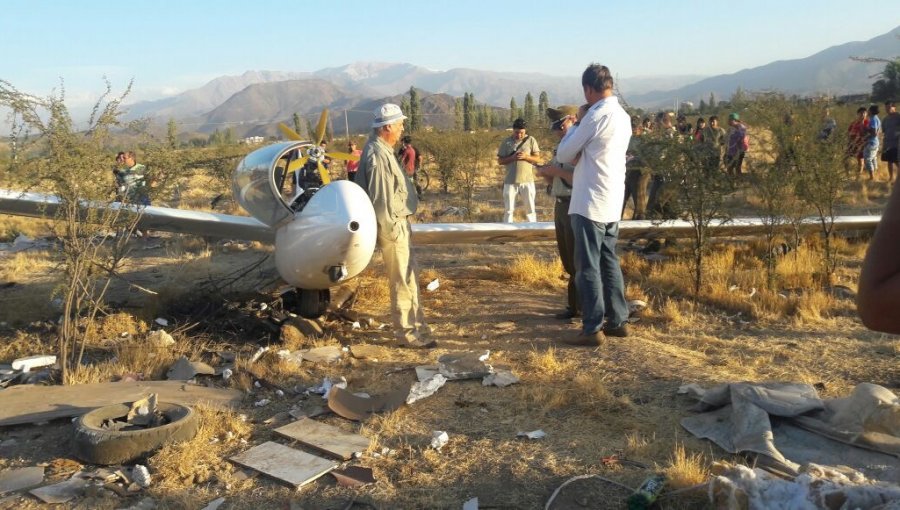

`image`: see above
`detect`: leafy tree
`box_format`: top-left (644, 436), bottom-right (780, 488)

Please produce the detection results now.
top-left (509, 97), bottom-right (518, 125)
top-left (523, 92), bottom-right (535, 126)
top-left (305, 118), bottom-right (315, 140)
top-left (1, 79), bottom-right (143, 382)
top-left (166, 118), bottom-right (178, 149)
top-left (698, 99), bottom-right (707, 113)
top-left (709, 92), bottom-right (716, 110)
top-left (745, 94), bottom-right (805, 288)
top-left (400, 96), bottom-right (411, 132)
top-left (292, 112), bottom-right (302, 136)
top-left (538, 91), bottom-right (550, 127)
top-left (208, 128), bottom-right (224, 146)
top-left (454, 97), bottom-right (463, 131)
top-left (223, 127), bottom-right (235, 145)
top-left (872, 59), bottom-right (900, 102)
top-left (668, 137), bottom-right (736, 296)
top-left (409, 86), bottom-right (422, 133)
top-left (463, 92), bottom-right (475, 132)
top-left (788, 104), bottom-right (852, 284)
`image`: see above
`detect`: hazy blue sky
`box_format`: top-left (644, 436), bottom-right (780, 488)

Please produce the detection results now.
top-left (3, 0), bottom-right (898, 105)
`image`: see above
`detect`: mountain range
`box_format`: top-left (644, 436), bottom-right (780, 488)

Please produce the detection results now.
top-left (122, 26), bottom-right (899, 138)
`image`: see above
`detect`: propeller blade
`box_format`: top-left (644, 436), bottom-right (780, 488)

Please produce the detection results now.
top-left (325, 150), bottom-right (360, 162)
top-left (314, 110), bottom-right (328, 146)
top-left (317, 159), bottom-right (331, 185)
top-left (286, 156), bottom-right (309, 174)
top-left (278, 123), bottom-right (303, 141)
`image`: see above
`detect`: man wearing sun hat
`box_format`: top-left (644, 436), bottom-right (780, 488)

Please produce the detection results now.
top-left (354, 103), bottom-right (434, 349)
top-left (537, 105), bottom-right (581, 320)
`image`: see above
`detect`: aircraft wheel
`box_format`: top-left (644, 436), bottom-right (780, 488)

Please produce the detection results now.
top-left (298, 288), bottom-right (330, 318)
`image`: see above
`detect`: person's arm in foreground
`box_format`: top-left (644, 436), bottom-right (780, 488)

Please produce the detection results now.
top-left (858, 183), bottom-right (900, 333)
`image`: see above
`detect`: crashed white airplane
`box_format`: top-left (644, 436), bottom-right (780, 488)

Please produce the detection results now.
top-left (0, 138), bottom-right (880, 317)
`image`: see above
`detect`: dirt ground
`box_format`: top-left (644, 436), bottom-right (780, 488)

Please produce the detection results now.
top-left (1, 173), bottom-right (898, 509)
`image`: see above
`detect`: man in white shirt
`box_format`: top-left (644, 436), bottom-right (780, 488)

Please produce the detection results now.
top-left (556, 64), bottom-right (632, 346)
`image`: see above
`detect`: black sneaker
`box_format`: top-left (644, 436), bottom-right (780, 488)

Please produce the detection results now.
top-left (554, 309), bottom-right (578, 320)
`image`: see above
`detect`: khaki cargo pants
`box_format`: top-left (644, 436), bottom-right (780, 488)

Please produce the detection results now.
top-left (378, 218), bottom-right (430, 344)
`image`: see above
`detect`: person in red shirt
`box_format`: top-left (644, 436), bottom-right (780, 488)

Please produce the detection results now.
top-left (345, 140), bottom-right (362, 181)
top-left (398, 136), bottom-right (423, 198)
top-left (848, 107), bottom-right (869, 176)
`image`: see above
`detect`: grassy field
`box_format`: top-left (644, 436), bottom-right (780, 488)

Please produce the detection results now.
top-left (0, 160), bottom-right (897, 509)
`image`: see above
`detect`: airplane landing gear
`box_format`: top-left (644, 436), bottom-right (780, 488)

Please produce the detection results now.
top-left (296, 288), bottom-right (330, 318)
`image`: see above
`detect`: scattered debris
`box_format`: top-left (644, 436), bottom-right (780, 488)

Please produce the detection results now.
top-left (166, 356), bottom-right (216, 380)
top-left (463, 497), bottom-right (479, 510)
top-left (307, 377), bottom-right (347, 399)
top-left (249, 346), bottom-right (269, 363)
top-left (229, 441), bottom-right (337, 488)
top-left (274, 418), bottom-right (370, 461)
top-left (349, 344), bottom-right (386, 360)
top-left (11, 354), bottom-right (56, 373)
top-left (147, 330), bottom-right (175, 347)
top-left (327, 386), bottom-right (407, 422)
top-left (29, 471), bottom-right (91, 504)
top-left (0, 381), bottom-right (243, 427)
top-left (517, 429), bottom-right (546, 440)
top-left (438, 351), bottom-right (492, 380)
top-left (482, 369), bottom-right (519, 388)
top-left (407, 374), bottom-right (448, 404)
top-left (125, 394), bottom-right (160, 427)
top-left (132, 465), bottom-right (151, 488)
top-left (430, 431), bottom-right (449, 451)
top-left (297, 345), bottom-right (343, 364)
top-left (330, 466), bottom-right (376, 488)
top-left (415, 365), bottom-right (440, 382)
top-left (627, 299), bottom-right (648, 315)
top-left (73, 402), bottom-right (200, 465)
top-left (710, 462), bottom-right (900, 510)
top-left (154, 318), bottom-right (169, 327)
top-left (221, 368), bottom-right (233, 381)
top-left (426, 279), bottom-right (440, 292)
top-left (201, 497), bottom-right (226, 510)
top-left (254, 399), bottom-right (271, 407)
top-left (0, 466), bottom-right (44, 495)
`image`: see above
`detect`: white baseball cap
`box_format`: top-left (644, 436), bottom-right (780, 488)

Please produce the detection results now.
top-left (371, 103), bottom-right (407, 128)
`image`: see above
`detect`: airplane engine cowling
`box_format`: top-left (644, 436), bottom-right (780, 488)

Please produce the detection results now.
top-left (231, 141), bottom-right (307, 228)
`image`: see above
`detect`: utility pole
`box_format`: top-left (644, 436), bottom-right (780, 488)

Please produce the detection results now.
top-left (344, 110), bottom-right (350, 141)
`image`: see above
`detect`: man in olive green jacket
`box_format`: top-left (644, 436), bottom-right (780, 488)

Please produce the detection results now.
top-left (354, 104), bottom-right (434, 349)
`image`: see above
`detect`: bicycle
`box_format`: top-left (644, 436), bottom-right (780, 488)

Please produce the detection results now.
top-left (414, 168), bottom-right (430, 196)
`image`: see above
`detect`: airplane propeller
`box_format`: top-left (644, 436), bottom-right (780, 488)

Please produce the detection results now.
top-left (278, 109), bottom-right (359, 188)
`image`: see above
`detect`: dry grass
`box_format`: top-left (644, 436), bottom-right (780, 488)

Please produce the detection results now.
top-left (500, 252), bottom-right (564, 290)
top-left (0, 250), bottom-right (56, 281)
top-left (148, 404), bottom-right (253, 498)
top-left (663, 443), bottom-right (709, 489)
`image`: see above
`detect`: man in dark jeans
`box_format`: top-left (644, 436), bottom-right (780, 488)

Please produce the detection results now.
top-left (537, 105), bottom-right (581, 320)
top-left (556, 64), bottom-right (632, 346)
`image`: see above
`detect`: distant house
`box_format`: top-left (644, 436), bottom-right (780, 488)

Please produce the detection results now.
top-left (240, 136), bottom-right (265, 145)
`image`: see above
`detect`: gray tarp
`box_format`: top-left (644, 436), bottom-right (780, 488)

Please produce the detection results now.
top-left (679, 382), bottom-right (900, 483)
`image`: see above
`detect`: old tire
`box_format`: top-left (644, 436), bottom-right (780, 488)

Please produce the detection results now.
top-left (72, 402), bottom-right (199, 465)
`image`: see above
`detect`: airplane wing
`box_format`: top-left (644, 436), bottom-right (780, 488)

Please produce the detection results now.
top-left (409, 216), bottom-right (881, 244)
top-left (0, 188), bottom-right (880, 245)
top-left (0, 188), bottom-right (275, 243)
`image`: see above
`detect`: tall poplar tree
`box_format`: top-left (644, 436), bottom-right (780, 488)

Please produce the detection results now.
top-left (409, 86), bottom-right (421, 132)
top-left (523, 92), bottom-right (535, 126)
